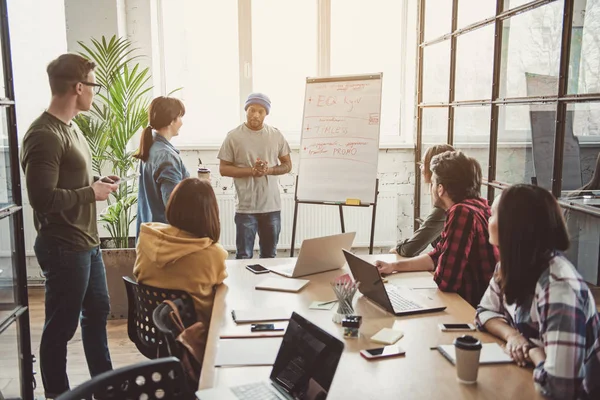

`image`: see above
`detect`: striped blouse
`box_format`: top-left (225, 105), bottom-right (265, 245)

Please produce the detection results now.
top-left (475, 255), bottom-right (600, 399)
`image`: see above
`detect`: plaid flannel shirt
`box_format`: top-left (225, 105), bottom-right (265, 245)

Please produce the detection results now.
top-left (427, 197), bottom-right (498, 307)
top-left (476, 256), bottom-right (600, 399)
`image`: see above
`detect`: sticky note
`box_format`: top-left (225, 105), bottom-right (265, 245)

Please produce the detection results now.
top-left (345, 198), bottom-right (361, 206)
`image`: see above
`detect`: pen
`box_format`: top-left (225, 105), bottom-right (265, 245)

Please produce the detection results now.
top-left (318, 300), bottom-right (338, 306)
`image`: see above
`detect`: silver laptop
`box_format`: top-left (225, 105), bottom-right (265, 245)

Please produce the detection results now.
top-left (343, 250), bottom-right (446, 316)
top-left (196, 312), bottom-right (344, 400)
top-left (267, 232), bottom-right (356, 278)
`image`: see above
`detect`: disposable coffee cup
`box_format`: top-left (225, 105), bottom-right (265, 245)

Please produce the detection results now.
top-left (453, 335), bottom-right (482, 384)
top-left (197, 167), bottom-right (211, 180)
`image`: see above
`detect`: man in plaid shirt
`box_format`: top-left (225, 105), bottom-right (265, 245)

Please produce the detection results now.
top-left (376, 151), bottom-right (499, 307)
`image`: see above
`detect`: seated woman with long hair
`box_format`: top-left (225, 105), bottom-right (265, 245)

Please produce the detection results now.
top-left (134, 177), bottom-right (227, 328)
top-left (476, 184), bottom-right (600, 399)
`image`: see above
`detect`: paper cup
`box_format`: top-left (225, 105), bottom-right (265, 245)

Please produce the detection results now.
top-left (454, 335), bottom-right (482, 384)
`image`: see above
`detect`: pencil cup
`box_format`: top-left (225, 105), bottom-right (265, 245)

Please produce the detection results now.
top-left (331, 280), bottom-right (359, 324)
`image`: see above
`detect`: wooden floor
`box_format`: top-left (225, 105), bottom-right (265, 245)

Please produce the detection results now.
top-left (0, 287), bottom-right (145, 398)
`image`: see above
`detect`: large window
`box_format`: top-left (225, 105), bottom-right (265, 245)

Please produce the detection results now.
top-left (417, 0), bottom-right (600, 205)
top-left (161, 0), bottom-right (410, 146)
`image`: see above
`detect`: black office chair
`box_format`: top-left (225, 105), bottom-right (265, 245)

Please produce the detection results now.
top-left (122, 276), bottom-right (196, 359)
top-left (55, 357), bottom-right (192, 400)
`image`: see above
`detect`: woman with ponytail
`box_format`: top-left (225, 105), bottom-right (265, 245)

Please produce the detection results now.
top-left (134, 96), bottom-right (188, 237)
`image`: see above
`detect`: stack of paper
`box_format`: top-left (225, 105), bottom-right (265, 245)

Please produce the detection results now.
top-left (231, 307), bottom-right (290, 323)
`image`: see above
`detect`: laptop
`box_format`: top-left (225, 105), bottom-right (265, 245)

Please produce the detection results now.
top-left (196, 312), bottom-right (344, 400)
top-left (267, 232), bottom-right (356, 278)
top-left (343, 250), bottom-right (446, 316)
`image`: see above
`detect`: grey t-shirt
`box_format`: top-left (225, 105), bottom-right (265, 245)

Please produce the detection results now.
top-left (218, 123), bottom-right (291, 214)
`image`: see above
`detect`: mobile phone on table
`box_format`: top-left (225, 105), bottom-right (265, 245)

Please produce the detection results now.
top-left (251, 323), bottom-right (284, 332)
top-left (246, 264), bottom-right (269, 274)
top-left (438, 323), bottom-right (476, 332)
top-left (360, 345), bottom-right (405, 360)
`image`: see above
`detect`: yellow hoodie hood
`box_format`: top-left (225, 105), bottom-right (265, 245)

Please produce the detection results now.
top-left (137, 222), bottom-right (214, 268)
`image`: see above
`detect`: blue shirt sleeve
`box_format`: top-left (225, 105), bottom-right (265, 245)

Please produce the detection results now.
top-left (154, 153), bottom-right (185, 207)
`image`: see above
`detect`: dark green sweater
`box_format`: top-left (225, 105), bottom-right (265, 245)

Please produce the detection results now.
top-left (21, 112), bottom-right (98, 250)
top-left (396, 206), bottom-right (446, 257)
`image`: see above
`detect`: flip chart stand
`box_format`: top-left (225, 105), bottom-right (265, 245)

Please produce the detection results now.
top-left (289, 177), bottom-right (379, 256)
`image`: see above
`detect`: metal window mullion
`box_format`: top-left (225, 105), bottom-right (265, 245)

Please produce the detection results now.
top-left (419, 0), bottom-right (556, 47)
top-left (1, 0), bottom-right (33, 398)
top-left (414, 0), bottom-right (426, 231)
top-left (486, 0), bottom-right (505, 203)
top-left (238, 0), bottom-right (253, 123)
top-left (551, 0), bottom-right (574, 197)
top-left (447, 0), bottom-right (458, 145)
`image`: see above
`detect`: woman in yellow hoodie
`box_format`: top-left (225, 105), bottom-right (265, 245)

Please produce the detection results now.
top-left (133, 177), bottom-right (228, 326)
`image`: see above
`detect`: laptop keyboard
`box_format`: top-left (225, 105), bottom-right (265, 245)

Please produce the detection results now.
top-left (386, 285), bottom-right (423, 312)
top-left (231, 382), bottom-right (281, 400)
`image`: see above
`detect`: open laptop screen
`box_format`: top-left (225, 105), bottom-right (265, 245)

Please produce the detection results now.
top-left (269, 312), bottom-right (344, 399)
top-left (343, 250), bottom-right (394, 314)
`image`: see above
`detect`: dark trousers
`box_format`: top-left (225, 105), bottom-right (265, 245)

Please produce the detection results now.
top-left (234, 211), bottom-right (281, 259)
top-left (34, 235), bottom-right (112, 398)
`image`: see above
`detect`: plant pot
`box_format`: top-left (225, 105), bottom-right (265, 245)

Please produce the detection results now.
top-left (102, 247), bottom-right (136, 320)
top-left (100, 236), bottom-right (136, 249)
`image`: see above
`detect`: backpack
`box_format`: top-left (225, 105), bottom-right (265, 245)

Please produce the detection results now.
top-left (154, 299), bottom-right (207, 387)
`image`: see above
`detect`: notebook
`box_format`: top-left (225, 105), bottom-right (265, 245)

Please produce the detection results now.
top-left (231, 307), bottom-right (290, 323)
top-left (214, 337), bottom-right (283, 366)
top-left (255, 277), bottom-right (310, 293)
top-left (437, 343), bottom-right (513, 365)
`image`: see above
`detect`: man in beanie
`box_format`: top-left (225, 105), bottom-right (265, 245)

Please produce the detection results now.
top-left (218, 93), bottom-right (292, 259)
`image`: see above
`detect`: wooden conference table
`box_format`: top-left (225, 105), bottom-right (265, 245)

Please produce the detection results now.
top-left (199, 254), bottom-right (541, 399)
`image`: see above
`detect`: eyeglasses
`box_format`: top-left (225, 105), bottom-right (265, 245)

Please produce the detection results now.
top-left (80, 81), bottom-right (102, 95)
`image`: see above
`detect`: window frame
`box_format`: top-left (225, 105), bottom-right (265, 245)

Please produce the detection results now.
top-left (415, 0), bottom-right (600, 229)
top-left (157, 0), bottom-right (413, 148)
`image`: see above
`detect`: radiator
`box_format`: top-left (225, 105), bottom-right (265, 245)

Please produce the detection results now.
top-left (12, 192), bottom-right (398, 257)
top-left (217, 193), bottom-right (398, 251)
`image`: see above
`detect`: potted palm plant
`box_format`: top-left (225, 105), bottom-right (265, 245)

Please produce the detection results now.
top-left (74, 35), bottom-right (151, 318)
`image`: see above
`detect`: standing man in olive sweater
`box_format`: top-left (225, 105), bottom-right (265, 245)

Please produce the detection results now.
top-left (20, 54), bottom-right (119, 399)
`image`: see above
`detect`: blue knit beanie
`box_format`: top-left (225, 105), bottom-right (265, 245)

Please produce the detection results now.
top-left (245, 92), bottom-right (271, 115)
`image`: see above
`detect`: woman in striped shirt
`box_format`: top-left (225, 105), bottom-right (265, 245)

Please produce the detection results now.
top-left (476, 184), bottom-right (600, 399)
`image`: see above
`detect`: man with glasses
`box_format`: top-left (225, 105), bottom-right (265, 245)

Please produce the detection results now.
top-left (20, 54), bottom-right (118, 399)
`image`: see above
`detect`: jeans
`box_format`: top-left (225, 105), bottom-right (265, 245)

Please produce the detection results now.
top-left (235, 211), bottom-right (281, 259)
top-left (34, 235), bottom-right (112, 398)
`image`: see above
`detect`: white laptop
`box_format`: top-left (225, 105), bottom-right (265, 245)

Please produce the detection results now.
top-left (267, 232), bottom-right (356, 278)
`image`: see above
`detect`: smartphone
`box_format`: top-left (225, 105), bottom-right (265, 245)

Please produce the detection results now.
top-left (117, 173), bottom-right (139, 184)
top-left (251, 323), bottom-right (284, 332)
top-left (100, 174), bottom-right (139, 184)
top-left (438, 323), bottom-right (476, 332)
top-left (246, 264), bottom-right (269, 274)
top-left (360, 345), bottom-right (405, 360)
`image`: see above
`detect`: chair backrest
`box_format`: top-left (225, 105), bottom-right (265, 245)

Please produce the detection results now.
top-left (55, 357), bottom-right (191, 400)
top-left (122, 276), bottom-right (196, 359)
top-left (152, 299), bottom-right (186, 358)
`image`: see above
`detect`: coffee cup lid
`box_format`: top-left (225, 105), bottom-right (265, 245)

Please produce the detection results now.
top-left (198, 167), bottom-right (211, 172)
top-left (453, 335), bottom-right (482, 351)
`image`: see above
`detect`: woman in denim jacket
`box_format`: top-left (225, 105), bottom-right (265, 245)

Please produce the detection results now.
top-left (134, 96), bottom-right (189, 237)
